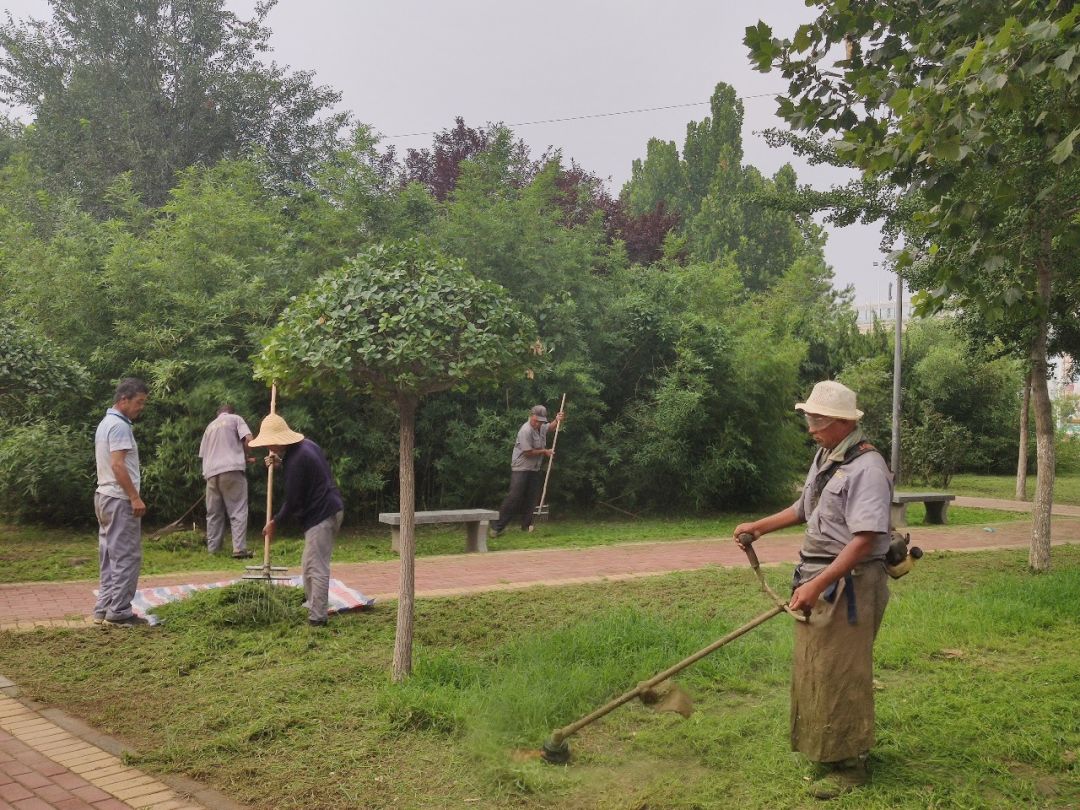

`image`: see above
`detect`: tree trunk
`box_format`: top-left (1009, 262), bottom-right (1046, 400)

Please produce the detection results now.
top-left (1015, 370), bottom-right (1030, 501)
top-left (392, 396), bottom-right (418, 682)
top-left (1028, 254), bottom-right (1055, 573)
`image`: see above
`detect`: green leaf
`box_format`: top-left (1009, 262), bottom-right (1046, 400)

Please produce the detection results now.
top-left (1050, 126), bottom-right (1080, 164)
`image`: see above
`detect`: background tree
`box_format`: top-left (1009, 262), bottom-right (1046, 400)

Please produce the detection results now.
top-left (254, 240), bottom-right (537, 681)
top-left (0, 0), bottom-right (347, 212)
top-left (746, 0), bottom-right (1080, 570)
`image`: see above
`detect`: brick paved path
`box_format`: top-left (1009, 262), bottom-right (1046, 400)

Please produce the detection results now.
top-left (0, 692), bottom-right (208, 810)
top-left (3, 512), bottom-right (1077, 630)
top-left (953, 494), bottom-right (1080, 517)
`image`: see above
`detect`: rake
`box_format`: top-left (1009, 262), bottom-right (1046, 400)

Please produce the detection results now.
top-left (243, 383), bottom-right (290, 583)
top-left (533, 393), bottom-right (566, 521)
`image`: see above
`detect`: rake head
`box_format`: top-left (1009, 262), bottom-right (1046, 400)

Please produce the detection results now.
top-left (241, 564), bottom-right (291, 582)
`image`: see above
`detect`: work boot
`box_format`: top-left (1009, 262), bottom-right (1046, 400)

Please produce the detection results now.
top-left (807, 756), bottom-right (869, 800)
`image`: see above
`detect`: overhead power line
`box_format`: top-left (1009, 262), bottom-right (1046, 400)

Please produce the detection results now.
top-left (382, 91), bottom-right (783, 140)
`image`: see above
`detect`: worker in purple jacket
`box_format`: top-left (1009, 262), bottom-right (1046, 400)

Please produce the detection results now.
top-left (249, 413), bottom-right (344, 627)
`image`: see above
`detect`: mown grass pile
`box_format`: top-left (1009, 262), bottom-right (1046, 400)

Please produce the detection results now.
top-left (0, 547), bottom-right (1077, 808)
top-left (152, 581), bottom-right (307, 629)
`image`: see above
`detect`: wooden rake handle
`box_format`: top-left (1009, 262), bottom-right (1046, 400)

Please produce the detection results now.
top-left (536, 393), bottom-right (566, 514)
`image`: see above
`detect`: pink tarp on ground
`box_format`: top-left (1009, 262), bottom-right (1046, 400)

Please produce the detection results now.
top-left (98, 577), bottom-right (375, 625)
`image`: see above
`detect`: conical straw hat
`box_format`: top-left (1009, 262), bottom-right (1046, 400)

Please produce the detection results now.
top-left (248, 413), bottom-right (305, 447)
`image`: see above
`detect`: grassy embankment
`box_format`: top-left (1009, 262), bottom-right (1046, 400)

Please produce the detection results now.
top-left (948, 472), bottom-right (1080, 505)
top-left (0, 546), bottom-right (1076, 809)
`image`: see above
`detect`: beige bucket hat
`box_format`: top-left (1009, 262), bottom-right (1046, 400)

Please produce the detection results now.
top-left (795, 380), bottom-right (864, 421)
top-left (248, 413), bottom-right (305, 447)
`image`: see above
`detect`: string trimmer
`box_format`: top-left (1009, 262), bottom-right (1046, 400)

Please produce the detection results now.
top-left (537, 533), bottom-right (805, 764)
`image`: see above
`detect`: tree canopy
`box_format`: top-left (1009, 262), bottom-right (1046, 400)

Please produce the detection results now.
top-left (254, 240), bottom-right (537, 401)
top-left (746, 0), bottom-right (1080, 569)
top-left (0, 0), bottom-right (347, 210)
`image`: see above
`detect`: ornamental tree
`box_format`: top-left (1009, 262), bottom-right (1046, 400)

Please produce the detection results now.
top-left (255, 240), bottom-right (538, 681)
top-left (746, 1), bottom-right (1080, 571)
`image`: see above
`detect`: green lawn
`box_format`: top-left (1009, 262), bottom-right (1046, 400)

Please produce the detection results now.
top-left (0, 546), bottom-right (1076, 809)
top-left (946, 472), bottom-right (1080, 505)
top-left (0, 505), bottom-right (1024, 583)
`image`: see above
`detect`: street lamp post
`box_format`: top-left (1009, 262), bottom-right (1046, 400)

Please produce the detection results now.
top-left (891, 267), bottom-right (903, 481)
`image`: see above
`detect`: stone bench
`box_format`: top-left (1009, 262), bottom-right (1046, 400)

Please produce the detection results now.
top-left (378, 509), bottom-right (499, 554)
top-left (891, 492), bottom-right (955, 527)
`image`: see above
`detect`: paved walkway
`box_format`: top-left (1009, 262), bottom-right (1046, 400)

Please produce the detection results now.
top-left (953, 494), bottom-right (1080, 517)
top-left (0, 690), bottom-right (220, 810)
top-left (3, 509), bottom-right (1078, 631)
top-left (1, 502), bottom-right (1077, 809)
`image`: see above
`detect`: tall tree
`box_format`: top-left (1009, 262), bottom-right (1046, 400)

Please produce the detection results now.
top-left (402, 117), bottom-right (534, 201)
top-left (0, 0), bottom-right (347, 211)
top-left (747, 0), bottom-right (1080, 571)
top-left (255, 240), bottom-right (536, 681)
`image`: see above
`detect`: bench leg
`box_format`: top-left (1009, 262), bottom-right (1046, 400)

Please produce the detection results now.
top-left (890, 503), bottom-right (908, 528)
top-left (390, 526), bottom-right (401, 554)
top-left (466, 521), bottom-right (489, 553)
top-left (925, 501), bottom-right (949, 524)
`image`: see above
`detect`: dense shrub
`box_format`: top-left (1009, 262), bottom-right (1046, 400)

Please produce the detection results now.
top-left (1058, 436), bottom-right (1080, 474)
top-left (0, 419), bottom-right (94, 524)
top-left (901, 407), bottom-right (972, 488)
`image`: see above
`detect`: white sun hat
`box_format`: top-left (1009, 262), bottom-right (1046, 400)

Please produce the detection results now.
top-left (795, 380), bottom-right (864, 421)
top-left (248, 413), bottom-right (305, 447)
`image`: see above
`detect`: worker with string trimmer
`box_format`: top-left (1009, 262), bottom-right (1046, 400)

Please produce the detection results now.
top-left (732, 380), bottom-right (893, 801)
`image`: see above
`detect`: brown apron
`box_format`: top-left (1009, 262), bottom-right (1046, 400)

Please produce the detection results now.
top-left (790, 561), bottom-right (889, 763)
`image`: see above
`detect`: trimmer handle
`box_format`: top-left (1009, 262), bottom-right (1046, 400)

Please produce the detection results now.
top-left (737, 532), bottom-right (761, 569)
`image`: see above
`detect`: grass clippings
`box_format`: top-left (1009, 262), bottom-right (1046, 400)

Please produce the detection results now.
top-left (0, 546), bottom-right (1078, 808)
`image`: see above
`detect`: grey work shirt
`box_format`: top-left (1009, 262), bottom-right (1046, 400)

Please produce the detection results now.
top-left (95, 408), bottom-right (139, 500)
top-left (199, 413), bottom-right (253, 479)
top-left (510, 420), bottom-right (550, 471)
top-left (792, 442), bottom-right (892, 583)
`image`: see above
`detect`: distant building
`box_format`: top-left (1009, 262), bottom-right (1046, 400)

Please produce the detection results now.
top-left (854, 300), bottom-right (912, 334)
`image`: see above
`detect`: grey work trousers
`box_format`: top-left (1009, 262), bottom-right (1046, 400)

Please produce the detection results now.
top-left (205, 470), bottom-right (249, 553)
top-left (494, 470), bottom-right (543, 532)
top-left (93, 493), bottom-right (143, 621)
top-left (302, 511), bottom-right (343, 623)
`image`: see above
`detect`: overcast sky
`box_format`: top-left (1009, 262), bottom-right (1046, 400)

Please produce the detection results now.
top-left (2, 0), bottom-right (899, 305)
